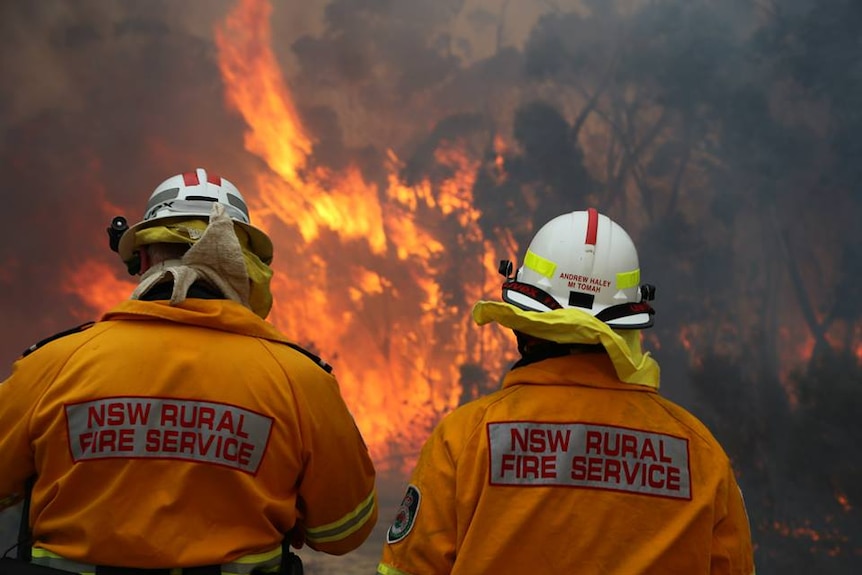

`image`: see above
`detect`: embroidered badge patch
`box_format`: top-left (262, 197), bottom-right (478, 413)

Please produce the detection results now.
top-left (387, 484), bottom-right (421, 544)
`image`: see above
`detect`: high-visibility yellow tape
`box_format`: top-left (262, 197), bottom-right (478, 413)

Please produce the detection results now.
top-left (616, 269), bottom-right (640, 289)
top-left (377, 563), bottom-right (413, 575)
top-left (524, 250), bottom-right (556, 278)
top-left (305, 490), bottom-right (376, 543)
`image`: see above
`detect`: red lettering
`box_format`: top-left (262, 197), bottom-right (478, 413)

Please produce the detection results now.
top-left (587, 457), bottom-right (603, 481)
top-left (603, 432), bottom-right (620, 456)
top-left (161, 404), bottom-right (178, 426)
top-left (640, 438), bottom-right (657, 461)
top-left (585, 431), bottom-right (602, 455)
top-left (571, 456), bottom-right (586, 480)
top-left (87, 405), bottom-right (105, 428)
top-left (501, 454), bottom-right (516, 476)
top-left (199, 407), bottom-right (216, 430)
top-left (235, 414), bottom-right (249, 439)
top-left (161, 429), bottom-right (179, 452)
top-left (522, 454), bottom-right (539, 476)
top-left (512, 428), bottom-right (572, 452)
top-left (223, 437), bottom-right (239, 461)
top-left (540, 456), bottom-right (556, 478)
top-left (198, 433), bottom-right (215, 455)
top-left (179, 405), bottom-right (198, 428)
top-left (528, 429), bottom-right (546, 451)
top-left (117, 428), bottom-right (135, 452)
top-left (79, 431), bottom-right (94, 452)
top-left (127, 402), bottom-right (150, 425)
top-left (648, 464), bottom-right (664, 488)
top-left (510, 428), bottom-right (528, 451)
top-left (216, 411), bottom-right (235, 434)
top-left (107, 402), bottom-right (125, 425)
top-left (603, 458), bottom-right (621, 483)
top-left (666, 467), bottom-right (681, 491)
top-left (179, 431), bottom-right (197, 454)
top-left (620, 434), bottom-right (638, 458)
top-left (145, 429), bottom-right (160, 452)
top-left (623, 460), bottom-right (641, 484)
top-left (97, 428), bottom-right (117, 451)
top-left (237, 442), bottom-right (254, 466)
top-left (547, 429), bottom-right (570, 451)
top-left (500, 454), bottom-right (557, 478)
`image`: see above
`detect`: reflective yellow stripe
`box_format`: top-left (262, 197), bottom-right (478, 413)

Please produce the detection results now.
top-left (616, 268), bottom-right (640, 289)
top-left (221, 546), bottom-right (281, 574)
top-left (524, 250), bottom-right (556, 278)
top-left (377, 563), bottom-right (413, 575)
top-left (32, 546), bottom-right (281, 575)
top-left (305, 490), bottom-right (376, 544)
top-left (31, 548), bottom-right (95, 574)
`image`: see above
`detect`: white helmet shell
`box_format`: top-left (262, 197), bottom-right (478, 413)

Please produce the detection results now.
top-left (502, 208), bottom-right (654, 328)
top-left (117, 168), bottom-right (273, 264)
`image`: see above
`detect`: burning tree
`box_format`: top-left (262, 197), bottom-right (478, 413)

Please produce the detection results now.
top-left (0, 0), bottom-right (860, 571)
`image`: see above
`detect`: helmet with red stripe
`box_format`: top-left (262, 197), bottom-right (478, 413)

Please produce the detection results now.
top-left (117, 168), bottom-right (273, 265)
top-left (500, 208), bottom-right (655, 328)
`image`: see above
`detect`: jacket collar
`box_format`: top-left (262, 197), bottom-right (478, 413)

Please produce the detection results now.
top-left (101, 298), bottom-right (290, 344)
top-left (503, 353), bottom-right (659, 393)
top-left (473, 301), bottom-right (660, 388)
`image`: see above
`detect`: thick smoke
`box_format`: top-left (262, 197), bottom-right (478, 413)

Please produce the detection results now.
top-left (1, 0), bottom-right (860, 572)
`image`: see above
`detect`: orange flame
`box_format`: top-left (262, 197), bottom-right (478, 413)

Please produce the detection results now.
top-left (60, 156), bottom-right (137, 320)
top-left (62, 260), bottom-right (137, 320)
top-left (214, 0), bottom-right (512, 474)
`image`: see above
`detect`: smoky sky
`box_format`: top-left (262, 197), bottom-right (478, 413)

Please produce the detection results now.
top-left (1, 0), bottom-right (860, 570)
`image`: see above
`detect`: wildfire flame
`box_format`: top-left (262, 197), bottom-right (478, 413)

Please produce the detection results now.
top-left (23, 0), bottom-right (860, 566)
top-left (51, 0), bottom-right (861, 481)
top-left (62, 261), bottom-right (137, 321)
top-left (211, 0), bottom-right (513, 473)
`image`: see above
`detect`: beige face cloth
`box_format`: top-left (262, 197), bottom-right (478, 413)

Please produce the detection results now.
top-left (130, 203), bottom-right (274, 318)
top-left (472, 300), bottom-right (660, 389)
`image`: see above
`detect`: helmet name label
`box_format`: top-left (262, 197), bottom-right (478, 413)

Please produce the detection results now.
top-left (559, 273), bottom-right (611, 293)
top-left (488, 422), bottom-right (691, 500)
top-left (65, 397), bottom-right (273, 474)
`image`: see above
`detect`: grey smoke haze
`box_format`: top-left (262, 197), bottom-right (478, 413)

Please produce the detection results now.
top-left (1, 0), bottom-right (860, 572)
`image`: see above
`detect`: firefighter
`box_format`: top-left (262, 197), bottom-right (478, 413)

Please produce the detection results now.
top-left (0, 169), bottom-right (377, 574)
top-left (378, 209), bottom-right (755, 574)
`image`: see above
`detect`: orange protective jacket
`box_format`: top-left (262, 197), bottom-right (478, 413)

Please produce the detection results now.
top-left (379, 353), bottom-right (754, 575)
top-left (0, 298), bottom-right (377, 568)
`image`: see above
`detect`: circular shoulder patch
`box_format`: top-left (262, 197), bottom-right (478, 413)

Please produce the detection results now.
top-left (386, 484), bottom-right (421, 544)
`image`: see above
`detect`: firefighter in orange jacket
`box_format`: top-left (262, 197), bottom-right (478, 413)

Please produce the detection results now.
top-left (0, 169), bottom-right (377, 573)
top-left (379, 209), bottom-right (754, 575)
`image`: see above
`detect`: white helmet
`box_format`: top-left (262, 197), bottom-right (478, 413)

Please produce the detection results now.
top-left (500, 208), bottom-right (655, 328)
top-left (117, 168), bottom-right (273, 265)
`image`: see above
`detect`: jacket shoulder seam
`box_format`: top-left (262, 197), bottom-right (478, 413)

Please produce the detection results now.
top-left (21, 321), bottom-right (96, 358)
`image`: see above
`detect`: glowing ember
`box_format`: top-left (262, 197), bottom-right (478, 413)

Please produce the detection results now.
top-left (770, 520), bottom-right (848, 557)
top-left (835, 491), bottom-right (852, 513)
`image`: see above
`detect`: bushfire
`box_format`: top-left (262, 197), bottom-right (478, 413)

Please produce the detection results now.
top-left (26, 0), bottom-right (858, 569)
